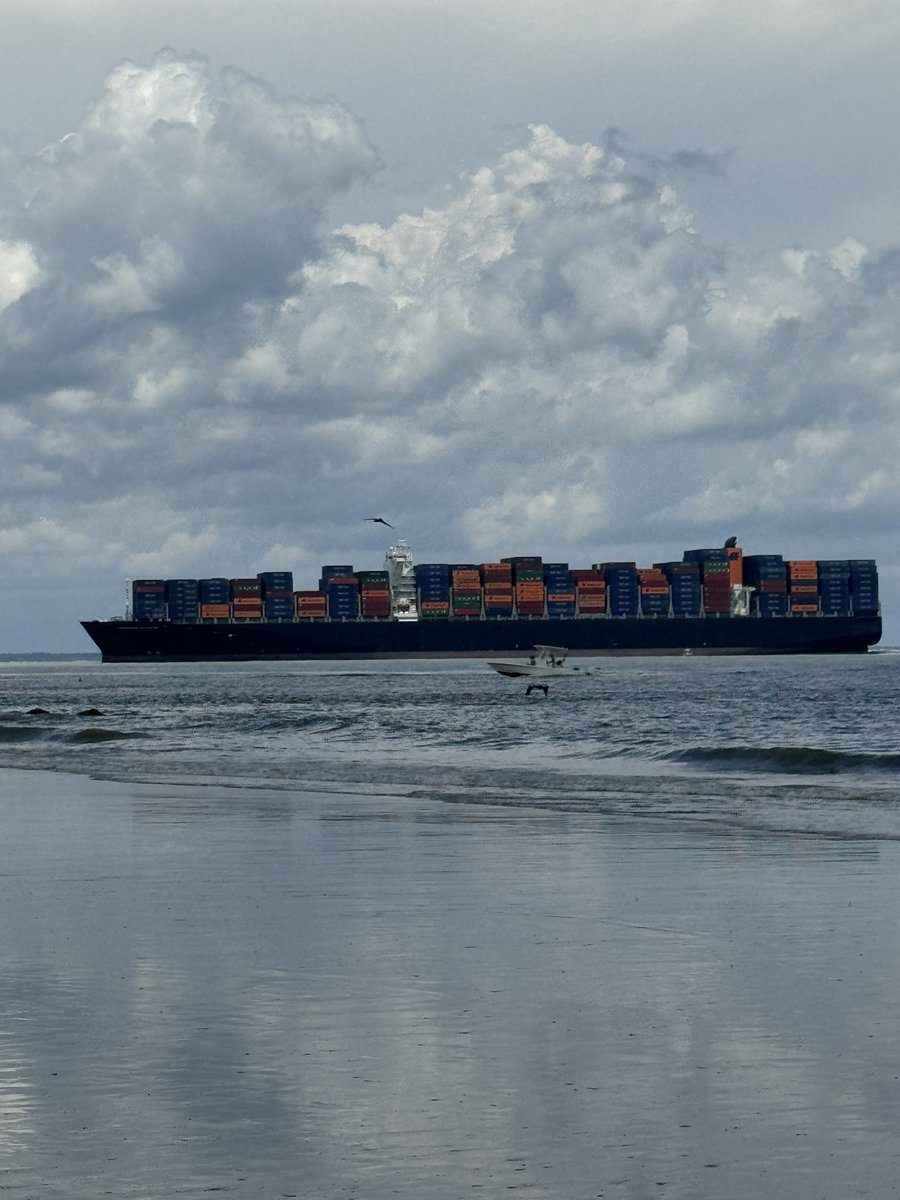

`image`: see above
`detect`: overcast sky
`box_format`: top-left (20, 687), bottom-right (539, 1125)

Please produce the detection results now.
top-left (2, 0), bottom-right (900, 650)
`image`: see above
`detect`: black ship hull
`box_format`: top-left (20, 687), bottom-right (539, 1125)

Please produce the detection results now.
top-left (81, 613), bottom-right (882, 662)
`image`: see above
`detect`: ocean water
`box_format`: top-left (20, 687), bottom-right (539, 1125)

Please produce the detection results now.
top-left (2, 653), bottom-right (900, 1198)
top-left (2, 652), bottom-right (900, 838)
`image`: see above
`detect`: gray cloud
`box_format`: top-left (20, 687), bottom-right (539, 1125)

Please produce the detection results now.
top-left (1, 52), bottom-right (899, 649)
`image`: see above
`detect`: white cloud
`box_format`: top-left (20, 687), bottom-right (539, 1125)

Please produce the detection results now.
top-left (0, 238), bottom-right (41, 310)
top-left (124, 527), bottom-right (223, 576)
top-left (2, 52), bottom-right (900, 646)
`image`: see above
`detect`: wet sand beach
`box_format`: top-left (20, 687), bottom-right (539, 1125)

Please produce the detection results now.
top-left (2, 765), bottom-right (899, 1199)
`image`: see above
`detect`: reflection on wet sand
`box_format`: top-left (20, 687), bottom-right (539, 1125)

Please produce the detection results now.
top-left (1, 767), bottom-right (899, 1197)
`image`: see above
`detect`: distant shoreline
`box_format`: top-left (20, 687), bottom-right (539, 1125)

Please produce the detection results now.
top-left (0, 653), bottom-right (101, 662)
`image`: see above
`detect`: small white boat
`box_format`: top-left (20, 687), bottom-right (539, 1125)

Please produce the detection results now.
top-left (487, 646), bottom-right (588, 678)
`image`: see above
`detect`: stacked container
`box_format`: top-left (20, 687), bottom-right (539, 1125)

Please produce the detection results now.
top-left (482, 562), bottom-right (514, 618)
top-left (295, 590), bottom-right (327, 619)
top-left (259, 571), bottom-right (293, 592)
top-left (656, 563), bottom-right (701, 616)
top-left (199, 578), bottom-right (231, 620)
top-left (743, 555), bottom-right (788, 616)
top-left (683, 549), bottom-right (730, 615)
top-left (451, 565), bottom-right (483, 618)
top-left (416, 563), bottom-right (451, 618)
top-left (702, 566), bottom-right (730, 615)
top-left (165, 579), bottom-right (199, 622)
top-left (572, 569), bottom-right (606, 615)
top-left (326, 575), bottom-right (359, 620)
top-left (230, 578), bottom-right (263, 620)
top-left (320, 565), bottom-right (354, 585)
top-left (787, 561), bottom-right (819, 614)
top-left (817, 560), bottom-right (851, 615)
top-left (137, 541), bottom-right (873, 629)
top-left (598, 563), bottom-right (638, 616)
top-left (505, 557), bottom-right (545, 617)
top-left (358, 571), bottom-right (391, 619)
top-left (543, 563), bottom-right (576, 617)
top-left (259, 571), bottom-right (294, 621)
top-left (132, 580), bottom-right (166, 620)
top-left (637, 567), bottom-right (670, 617)
top-left (849, 560), bottom-right (879, 615)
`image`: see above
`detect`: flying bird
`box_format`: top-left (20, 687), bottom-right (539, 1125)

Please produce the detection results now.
top-left (365, 517), bottom-right (394, 528)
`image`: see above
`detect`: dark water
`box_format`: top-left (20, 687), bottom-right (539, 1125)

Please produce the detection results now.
top-left (2, 654), bottom-right (900, 1198)
top-left (2, 653), bottom-right (900, 838)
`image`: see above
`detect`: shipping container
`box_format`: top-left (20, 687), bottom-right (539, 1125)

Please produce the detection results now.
top-left (199, 578), bottom-right (230, 603)
top-left (259, 571), bottom-right (293, 592)
top-left (200, 603), bottom-right (231, 619)
top-left (683, 548), bottom-right (728, 563)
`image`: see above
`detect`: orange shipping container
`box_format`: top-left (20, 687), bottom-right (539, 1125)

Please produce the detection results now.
top-left (200, 603), bottom-right (231, 619)
top-left (727, 547), bottom-right (743, 586)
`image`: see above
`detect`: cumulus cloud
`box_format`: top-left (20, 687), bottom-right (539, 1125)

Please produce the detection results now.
top-left (1, 51), bottom-right (900, 646)
top-left (0, 237), bottom-right (42, 310)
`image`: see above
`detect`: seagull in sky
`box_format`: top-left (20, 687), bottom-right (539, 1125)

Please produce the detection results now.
top-left (365, 517), bottom-right (394, 528)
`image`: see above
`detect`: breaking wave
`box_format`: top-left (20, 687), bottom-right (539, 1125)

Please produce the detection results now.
top-left (0, 725), bottom-right (44, 743)
top-left (664, 745), bottom-right (900, 775)
top-left (67, 728), bottom-right (140, 744)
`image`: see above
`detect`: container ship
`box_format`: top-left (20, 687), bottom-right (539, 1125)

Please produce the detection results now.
top-left (80, 540), bottom-right (882, 661)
